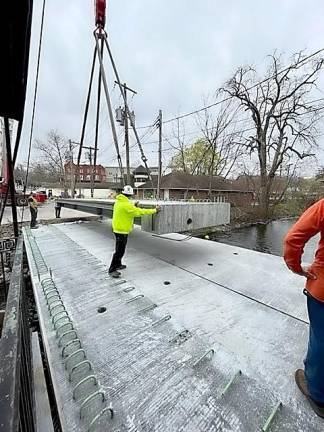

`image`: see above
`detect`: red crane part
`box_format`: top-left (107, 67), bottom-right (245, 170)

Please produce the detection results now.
top-left (95, 0), bottom-right (106, 28)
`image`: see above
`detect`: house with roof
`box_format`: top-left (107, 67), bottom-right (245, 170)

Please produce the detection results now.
top-left (137, 172), bottom-right (253, 206)
top-left (132, 165), bottom-right (158, 188)
top-left (104, 165), bottom-right (158, 186)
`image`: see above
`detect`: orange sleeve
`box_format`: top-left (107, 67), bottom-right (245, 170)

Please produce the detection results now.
top-left (283, 199), bottom-right (324, 273)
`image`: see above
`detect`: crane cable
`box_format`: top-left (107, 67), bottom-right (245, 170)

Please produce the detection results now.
top-left (20, 0), bottom-right (46, 226)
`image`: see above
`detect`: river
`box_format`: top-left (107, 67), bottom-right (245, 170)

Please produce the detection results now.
top-left (211, 219), bottom-right (319, 264)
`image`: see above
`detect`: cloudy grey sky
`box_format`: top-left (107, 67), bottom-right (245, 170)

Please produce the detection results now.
top-left (18, 0), bottom-right (324, 170)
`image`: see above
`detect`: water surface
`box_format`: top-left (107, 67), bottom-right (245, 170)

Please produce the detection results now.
top-left (211, 219), bottom-right (319, 263)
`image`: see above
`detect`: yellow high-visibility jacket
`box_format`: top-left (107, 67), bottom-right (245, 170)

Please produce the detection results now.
top-left (28, 197), bottom-right (38, 210)
top-left (112, 194), bottom-right (156, 235)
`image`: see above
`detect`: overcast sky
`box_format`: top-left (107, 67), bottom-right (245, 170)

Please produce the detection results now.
top-left (18, 0), bottom-right (324, 171)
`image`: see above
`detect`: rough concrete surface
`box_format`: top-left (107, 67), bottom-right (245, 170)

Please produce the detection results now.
top-left (1, 201), bottom-right (94, 226)
top-left (23, 221), bottom-right (323, 431)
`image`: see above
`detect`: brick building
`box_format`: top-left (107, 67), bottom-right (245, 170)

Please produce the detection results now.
top-left (65, 163), bottom-right (106, 183)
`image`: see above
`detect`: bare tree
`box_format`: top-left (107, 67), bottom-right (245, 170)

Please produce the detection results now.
top-left (168, 99), bottom-right (241, 184)
top-left (35, 129), bottom-right (69, 188)
top-left (196, 98), bottom-right (243, 193)
top-left (167, 120), bottom-right (190, 173)
top-left (223, 51), bottom-right (324, 219)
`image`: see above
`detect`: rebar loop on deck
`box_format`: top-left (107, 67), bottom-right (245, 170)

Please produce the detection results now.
top-left (58, 330), bottom-right (78, 347)
top-left (73, 375), bottom-right (98, 400)
top-left (46, 292), bottom-right (61, 305)
top-left (25, 232), bottom-right (48, 274)
top-left (118, 286), bottom-right (135, 293)
top-left (65, 349), bottom-right (87, 370)
top-left (52, 309), bottom-right (68, 325)
top-left (88, 407), bottom-right (114, 431)
top-left (56, 321), bottom-right (74, 337)
top-left (41, 277), bottom-right (55, 290)
top-left (220, 370), bottom-right (242, 397)
top-left (152, 314), bottom-right (171, 327)
top-left (262, 402), bottom-right (283, 432)
top-left (49, 299), bottom-right (64, 312)
top-left (125, 294), bottom-right (144, 303)
top-left (110, 279), bottom-right (127, 287)
top-left (80, 391), bottom-right (106, 419)
top-left (27, 229), bottom-right (116, 426)
top-left (44, 288), bottom-right (59, 298)
top-left (138, 303), bottom-right (157, 313)
top-left (193, 348), bottom-right (215, 367)
top-left (69, 360), bottom-right (93, 382)
top-left (62, 339), bottom-right (82, 358)
top-left (54, 315), bottom-right (72, 330)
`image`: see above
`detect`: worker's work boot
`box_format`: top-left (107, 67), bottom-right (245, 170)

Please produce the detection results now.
top-left (295, 369), bottom-right (310, 397)
top-left (109, 270), bottom-right (121, 278)
top-left (295, 369), bottom-right (324, 418)
top-left (116, 265), bottom-right (126, 270)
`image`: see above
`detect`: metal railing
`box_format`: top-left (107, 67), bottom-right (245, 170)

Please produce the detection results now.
top-left (0, 238), bottom-right (36, 432)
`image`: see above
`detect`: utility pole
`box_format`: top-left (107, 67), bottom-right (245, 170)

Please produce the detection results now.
top-left (115, 81), bottom-right (137, 185)
top-left (89, 148), bottom-right (93, 198)
top-left (157, 110), bottom-right (162, 199)
top-left (83, 145), bottom-right (96, 198)
top-left (69, 140), bottom-right (74, 198)
top-left (69, 140), bottom-right (80, 199)
top-left (124, 83), bottom-right (130, 185)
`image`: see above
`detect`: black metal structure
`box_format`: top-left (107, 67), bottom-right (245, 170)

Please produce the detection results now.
top-left (0, 0), bottom-right (34, 224)
top-left (0, 237), bottom-right (16, 306)
top-left (0, 239), bottom-right (36, 432)
top-left (0, 0), bottom-right (33, 121)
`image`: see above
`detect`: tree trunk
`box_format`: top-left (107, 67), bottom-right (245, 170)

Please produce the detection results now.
top-left (259, 176), bottom-right (272, 220)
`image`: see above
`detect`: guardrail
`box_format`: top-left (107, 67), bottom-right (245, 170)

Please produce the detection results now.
top-left (0, 238), bottom-right (36, 432)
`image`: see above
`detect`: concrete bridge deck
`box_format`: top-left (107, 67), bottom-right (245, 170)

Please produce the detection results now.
top-left (23, 220), bottom-right (322, 431)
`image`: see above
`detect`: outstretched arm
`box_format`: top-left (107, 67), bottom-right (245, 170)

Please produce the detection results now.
top-left (125, 202), bottom-right (158, 217)
top-left (284, 199), bottom-right (324, 278)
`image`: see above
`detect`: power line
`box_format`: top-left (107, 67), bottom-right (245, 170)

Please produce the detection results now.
top-left (137, 48), bottom-right (324, 128)
top-left (134, 95), bottom-right (324, 150)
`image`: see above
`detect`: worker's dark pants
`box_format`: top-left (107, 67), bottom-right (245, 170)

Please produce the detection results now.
top-left (30, 208), bottom-right (37, 228)
top-left (304, 295), bottom-right (324, 404)
top-left (109, 234), bottom-right (128, 273)
top-left (55, 206), bottom-right (61, 218)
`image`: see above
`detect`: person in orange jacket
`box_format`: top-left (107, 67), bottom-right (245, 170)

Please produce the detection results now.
top-left (284, 198), bottom-right (324, 418)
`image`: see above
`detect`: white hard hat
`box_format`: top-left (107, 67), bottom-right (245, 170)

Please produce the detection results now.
top-left (122, 185), bottom-right (134, 196)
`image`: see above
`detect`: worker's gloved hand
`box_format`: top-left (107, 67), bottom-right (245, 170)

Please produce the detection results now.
top-left (156, 205), bottom-right (161, 213)
top-left (292, 266), bottom-right (317, 280)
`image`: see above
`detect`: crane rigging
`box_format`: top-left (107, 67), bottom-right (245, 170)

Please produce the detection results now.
top-left (76, 0), bottom-right (153, 194)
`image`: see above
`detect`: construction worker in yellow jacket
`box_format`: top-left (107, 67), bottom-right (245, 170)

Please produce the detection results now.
top-left (108, 185), bottom-right (160, 278)
top-left (28, 193), bottom-right (38, 229)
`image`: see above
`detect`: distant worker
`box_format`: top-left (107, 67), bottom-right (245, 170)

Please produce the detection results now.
top-left (54, 200), bottom-right (61, 218)
top-left (28, 193), bottom-right (38, 229)
top-left (108, 185), bottom-right (160, 278)
top-left (284, 199), bottom-right (324, 418)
